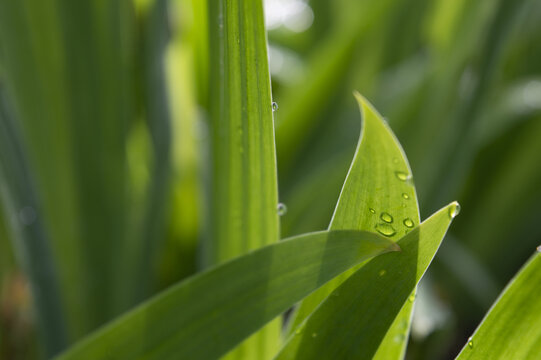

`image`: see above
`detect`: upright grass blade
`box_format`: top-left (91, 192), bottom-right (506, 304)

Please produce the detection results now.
top-left (288, 93), bottom-right (420, 358)
top-left (206, 0), bottom-right (280, 358)
top-left (123, 0), bottom-right (172, 309)
top-left (0, 86), bottom-right (68, 356)
top-left (55, 230), bottom-right (399, 360)
top-left (0, 0), bottom-right (138, 338)
top-left (276, 202), bottom-right (458, 360)
top-left (455, 249), bottom-right (541, 359)
top-left (0, 0), bottom-right (86, 338)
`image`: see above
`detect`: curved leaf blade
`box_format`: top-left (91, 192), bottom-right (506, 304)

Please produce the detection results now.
top-left (55, 230), bottom-right (399, 360)
top-left (456, 250), bottom-right (541, 360)
top-left (276, 202), bottom-right (458, 360)
top-left (289, 92), bottom-right (420, 358)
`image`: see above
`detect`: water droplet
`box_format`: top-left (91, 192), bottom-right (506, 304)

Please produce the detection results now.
top-left (375, 223), bottom-right (396, 237)
top-left (399, 320), bottom-right (409, 330)
top-left (449, 202), bottom-right (461, 219)
top-left (272, 102), bottom-right (279, 111)
top-left (277, 203), bottom-right (287, 216)
top-left (311, 332), bottom-right (317, 338)
top-left (369, 208), bottom-right (376, 214)
top-left (380, 212), bottom-right (393, 223)
top-left (403, 218), bottom-right (414, 228)
top-left (19, 206), bottom-right (36, 226)
top-left (395, 171), bottom-right (410, 181)
top-left (537, 245), bottom-right (541, 253)
top-left (408, 294), bottom-right (416, 302)
top-left (379, 269), bottom-right (386, 276)
top-left (402, 193), bottom-right (409, 199)
top-left (468, 337), bottom-right (474, 348)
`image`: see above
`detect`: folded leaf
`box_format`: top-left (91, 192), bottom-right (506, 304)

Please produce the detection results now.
top-left (55, 230), bottom-right (399, 360)
top-left (276, 202), bottom-right (458, 360)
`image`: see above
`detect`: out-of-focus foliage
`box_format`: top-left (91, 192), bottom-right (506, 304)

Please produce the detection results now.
top-left (0, 0), bottom-right (540, 359)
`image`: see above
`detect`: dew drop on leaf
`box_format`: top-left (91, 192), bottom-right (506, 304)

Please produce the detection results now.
top-left (468, 337), bottom-right (474, 348)
top-left (448, 202), bottom-right (461, 219)
top-left (375, 223), bottom-right (396, 237)
top-left (380, 212), bottom-right (393, 223)
top-left (369, 208), bottom-right (376, 214)
top-left (272, 102), bottom-right (279, 111)
top-left (277, 203), bottom-right (287, 216)
top-left (403, 218), bottom-right (414, 228)
top-left (536, 245), bottom-right (541, 253)
top-left (395, 171), bottom-right (410, 181)
top-left (408, 293), bottom-right (416, 302)
top-left (394, 334), bottom-right (406, 343)
top-left (402, 193), bottom-right (409, 199)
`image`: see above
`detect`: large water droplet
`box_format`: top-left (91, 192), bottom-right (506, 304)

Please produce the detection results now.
top-left (395, 171), bottom-right (410, 181)
top-left (403, 218), bottom-right (414, 228)
top-left (277, 203), bottom-right (287, 216)
top-left (380, 212), bottom-right (393, 223)
top-left (375, 223), bottom-right (396, 237)
top-left (449, 202), bottom-right (461, 219)
top-left (369, 208), bottom-right (376, 214)
top-left (402, 193), bottom-right (409, 200)
top-left (272, 102), bottom-right (279, 111)
top-left (468, 337), bottom-right (474, 348)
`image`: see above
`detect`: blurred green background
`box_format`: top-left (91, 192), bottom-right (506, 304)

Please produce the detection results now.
top-left (1, 0), bottom-right (541, 359)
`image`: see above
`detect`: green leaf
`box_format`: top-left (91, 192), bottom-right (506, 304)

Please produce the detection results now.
top-left (206, 0), bottom-right (280, 357)
top-left (55, 230), bottom-right (399, 360)
top-left (275, 202), bottom-right (459, 360)
top-left (455, 249), bottom-right (541, 360)
top-left (0, 0), bottom-right (139, 337)
top-left (0, 84), bottom-right (68, 356)
top-left (288, 93), bottom-right (420, 358)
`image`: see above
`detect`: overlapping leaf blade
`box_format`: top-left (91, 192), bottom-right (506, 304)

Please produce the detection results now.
top-left (276, 203), bottom-right (458, 359)
top-left (55, 231), bottom-right (399, 360)
top-left (288, 93), bottom-right (420, 358)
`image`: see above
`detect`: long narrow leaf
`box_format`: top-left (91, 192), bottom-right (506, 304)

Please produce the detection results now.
top-left (455, 249), bottom-right (541, 359)
top-left (206, 0), bottom-right (280, 357)
top-left (276, 202), bottom-right (458, 360)
top-left (0, 84), bottom-right (68, 356)
top-left (289, 93), bottom-right (420, 358)
top-left (55, 230), bottom-right (399, 360)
